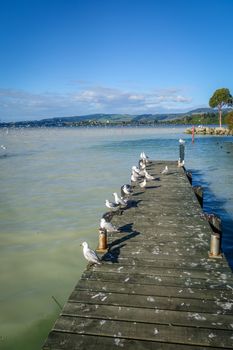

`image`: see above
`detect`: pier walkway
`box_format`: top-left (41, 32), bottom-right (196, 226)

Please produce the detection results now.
top-left (43, 161), bottom-right (233, 349)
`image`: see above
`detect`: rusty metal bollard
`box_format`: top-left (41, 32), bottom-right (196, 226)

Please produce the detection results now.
top-left (209, 232), bottom-right (222, 258)
top-left (96, 228), bottom-right (108, 253)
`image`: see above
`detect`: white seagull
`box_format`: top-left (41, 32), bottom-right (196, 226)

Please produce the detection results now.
top-left (138, 159), bottom-right (146, 170)
top-left (139, 178), bottom-right (147, 189)
top-left (121, 184), bottom-right (132, 197)
top-left (161, 165), bottom-right (169, 174)
top-left (105, 199), bottom-right (120, 211)
top-left (144, 170), bottom-right (155, 180)
top-left (178, 158), bottom-right (185, 167)
top-left (100, 218), bottom-right (119, 233)
top-left (112, 192), bottom-right (127, 207)
top-left (131, 172), bottom-right (139, 184)
top-left (81, 241), bottom-right (101, 265)
top-left (140, 151), bottom-right (149, 161)
top-left (179, 138), bottom-right (185, 144)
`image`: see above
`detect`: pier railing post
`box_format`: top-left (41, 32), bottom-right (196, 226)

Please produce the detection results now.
top-left (179, 143), bottom-right (185, 162)
top-left (193, 186), bottom-right (203, 207)
top-left (209, 233), bottom-right (222, 258)
top-left (204, 213), bottom-right (222, 259)
top-left (96, 228), bottom-right (108, 253)
top-left (186, 171), bottom-right (192, 185)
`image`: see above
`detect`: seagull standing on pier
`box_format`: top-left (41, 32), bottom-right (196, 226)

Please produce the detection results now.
top-left (139, 178), bottom-right (147, 189)
top-left (131, 172), bottom-right (139, 184)
top-left (100, 218), bottom-right (119, 233)
top-left (179, 138), bottom-right (185, 144)
top-left (161, 165), bottom-right (169, 174)
top-left (178, 158), bottom-right (185, 167)
top-left (112, 192), bottom-right (127, 207)
top-left (81, 242), bottom-right (101, 265)
top-left (144, 170), bottom-right (155, 180)
top-left (105, 199), bottom-right (120, 211)
top-left (121, 184), bottom-right (132, 197)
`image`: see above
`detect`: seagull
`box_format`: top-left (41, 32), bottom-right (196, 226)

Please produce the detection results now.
top-left (100, 218), bottom-right (119, 233)
top-left (132, 169), bottom-right (141, 178)
top-left (132, 165), bottom-right (141, 174)
top-left (144, 170), bottom-right (155, 180)
top-left (161, 165), bottom-right (169, 174)
top-left (112, 192), bottom-right (127, 207)
top-left (121, 184), bottom-right (132, 197)
top-left (105, 199), bottom-right (120, 211)
top-left (138, 159), bottom-right (146, 170)
top-left (140, 151), bottom-right (149, 161)
top-left (0, 145), bottom-right (7, 150)
top-left (139, 178), bottom-right (147, 189)
top-left (179, 138), bottom-right (185, 144)
top-left (131, 172), bottom-right (139, 184)
top-left (178, 158), bottom-right (185, 167)
top-left (81, 241), bottom-right (101, 265)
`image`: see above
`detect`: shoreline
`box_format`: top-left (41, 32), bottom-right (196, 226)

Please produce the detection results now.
top-left (185, 126), bottom-right (233, 135)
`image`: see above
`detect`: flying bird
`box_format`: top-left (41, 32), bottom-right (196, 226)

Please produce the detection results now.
top-left (81, 241), bottom-right (101, 265)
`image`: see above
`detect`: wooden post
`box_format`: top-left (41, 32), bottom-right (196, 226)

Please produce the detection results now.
top-left (209, 232), bottom-right (222, 258)
top-left (96, 228), bottom-right (108, 253)
top-left (193, 186), bottom-right (203, 207)
top-left (204, 213), bottom-right (221, 234)
top-left (203, 213), bottom-right (222, 259)
top-left (186, 171), bottom-right (192, 185)
top-left (192, 125), bottom-right (195, 143)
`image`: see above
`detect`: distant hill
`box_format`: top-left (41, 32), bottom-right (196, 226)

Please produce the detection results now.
top-left (0, 108), bottom-right (232, 127)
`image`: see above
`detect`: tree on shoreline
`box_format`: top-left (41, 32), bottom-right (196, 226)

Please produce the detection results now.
top-left (209, 88), bottom-right (233, 127)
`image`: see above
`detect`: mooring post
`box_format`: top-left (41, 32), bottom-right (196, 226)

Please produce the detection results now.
top-left (193, 186), bottom-right (203, 207)
top-left (179, 143), bottom-right (185, 162)
top-left (186, 171), bottom-right (192, 185)
top-left (209, 232), bottom-right (222, 258)
top-left (203, 213), bottom-right (222, 258)
top-left (96, 228), bottom-right (108, 253)
top-left (192, 125), bottom-right (195, 143)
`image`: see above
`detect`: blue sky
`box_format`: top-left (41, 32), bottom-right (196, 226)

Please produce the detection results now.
top-left (0, 0), bottom-right (233, 121)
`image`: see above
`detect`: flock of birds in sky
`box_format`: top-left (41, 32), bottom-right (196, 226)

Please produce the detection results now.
top-left (81, 139), bottom-right (186, 266)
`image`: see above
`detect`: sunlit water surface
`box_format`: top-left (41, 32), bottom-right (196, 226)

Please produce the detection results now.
top-left (0, 126), bottom-right (233, 349)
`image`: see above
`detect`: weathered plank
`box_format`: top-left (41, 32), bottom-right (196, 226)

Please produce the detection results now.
top-left (53, 316), bottom-right (233, 348)
top-left (42, 161), bottom-right (233, 350)
top-left (43, 332), bottom-right (226, 350)
top-left (62, 302), bottom-right (233, 330)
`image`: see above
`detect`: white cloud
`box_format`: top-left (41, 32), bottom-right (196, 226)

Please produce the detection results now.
top-left (0, 85), bottom-right (193, 122)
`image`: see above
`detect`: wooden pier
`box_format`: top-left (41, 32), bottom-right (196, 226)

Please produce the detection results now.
top-left (43, 161), bottom-right (233, 350)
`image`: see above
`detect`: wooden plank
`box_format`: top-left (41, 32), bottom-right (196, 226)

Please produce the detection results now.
top-left (63, 302), bottom-right (233, 330)
top-left (81, 270), bottom-right (233, 290)
top-left (75, 279), bottom-right (233, 300)
top-left (43, 332), bottom-right (224, 350)
top-left (53, 316), bottom-right (233, 348)
top-left (68, 290), bottom-right (233, 315)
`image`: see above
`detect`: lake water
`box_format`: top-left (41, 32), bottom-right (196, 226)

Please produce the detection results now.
top-left (0, 126), bottom-right (233, 349)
